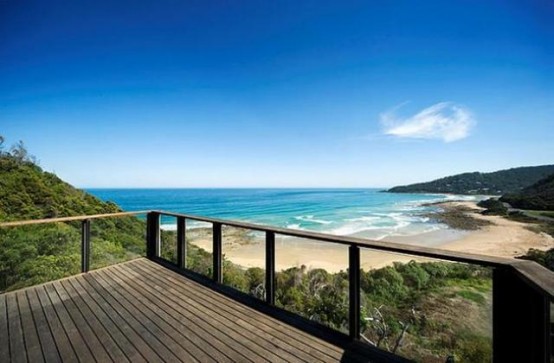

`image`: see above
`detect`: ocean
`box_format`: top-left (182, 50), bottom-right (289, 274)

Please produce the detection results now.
top-left (87, 188), bottom-right (479, 240)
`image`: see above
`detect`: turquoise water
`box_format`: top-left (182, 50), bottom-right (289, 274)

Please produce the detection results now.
top-left (87, 188), bottom-right (477, 240)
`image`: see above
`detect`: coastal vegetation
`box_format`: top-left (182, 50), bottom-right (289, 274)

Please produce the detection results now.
top-left (0, 138), bottom-right (145, 292)
top-left (387, 165), bottom-right (554, 195)
top-left (500, 172), bottom-right (554, 210)
top-left (476, 198), bottom-right (508, 215)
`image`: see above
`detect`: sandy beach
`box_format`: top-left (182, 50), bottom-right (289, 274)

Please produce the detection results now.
top-left (184, 201), bottom-right (554, 273)
top-left (437, 201), bottom-right (554, 257)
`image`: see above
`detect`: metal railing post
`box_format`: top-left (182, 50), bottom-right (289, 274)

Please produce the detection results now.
top-left (177, 217), bottom-right (186, 269)
top-left (265, 231), bottom-right (275, 305)
top-left (81, 219), bottom-right (91, 273)
top-left (146, 212), bottom-right (160, 259)
top-left (349, 245), bottom-right (361, 340)
top-left (213, 223), bottom-right (222, 283)
top-left (492, 266), bottom-right (550, 363)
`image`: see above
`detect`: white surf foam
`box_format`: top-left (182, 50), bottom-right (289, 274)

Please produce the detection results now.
top-left (160, 224), bottom-right (177, 231)
top-left (294, 215), bottom-right (333, 225)
top-left (344, 216), bottom-right (381, 222)
top-left (286, 223), bottom-right (302, 230)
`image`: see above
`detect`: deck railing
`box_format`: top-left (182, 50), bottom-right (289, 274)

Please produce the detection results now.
top-left (1, 210), bottom-right (553, 363)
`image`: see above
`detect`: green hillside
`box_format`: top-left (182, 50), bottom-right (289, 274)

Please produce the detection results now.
top-left (0, 142), bottom-right (145, 292)
top-left (387, 165), bottom-right (554, 195)
top-left (500, 173), bottom-right (554, 210)
top-left (0, 152), bottom-right (121, 222)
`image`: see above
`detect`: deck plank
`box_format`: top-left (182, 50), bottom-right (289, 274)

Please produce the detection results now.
top-left (51, 281), bottom-right (112, 363)
top-left (0, 258), bottom-right (380, 363)
top-left (89, 271), bottom-right (199, 363)
top-left (62, 279), bottom-right (143, 363)
top-left (123, 262), bottom-right (304, 363)
top-left (15, 291), bottom-right (44, 363)
top-left (131, 260), bottom-right (348, 362)
top-left (25, 289), bottom-right (61, 363)
top-left (119, 264), bottom-right (284, 362)
top-left (95, 268), bottom-right (225, 363)
top-left (35, 286), bottom-right (78, 362)
top-left (6, 293), bottom-right (27, 363)
top-left (140, 260), bottom-right (346, 353)
top-left (80, 273), bottom-right (184, 362)
top-left (70, 277), bottom-right (163, 362)
top-left (0, 295), bottom-right (10, 362)
top-left (107, 265), bottom-right (261, 362)
top-left (135, 260), bottom-right (375, 363)
top-left (43, 283), bottom-right (95, 362)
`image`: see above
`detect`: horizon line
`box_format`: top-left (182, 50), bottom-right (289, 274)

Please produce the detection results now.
top-left (81, 186), bottom-right (392, 190)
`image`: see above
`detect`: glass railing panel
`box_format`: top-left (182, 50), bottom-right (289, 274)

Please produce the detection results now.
top-left (274, 234), bottom-right (349, 333)
top-left (159, 215), bottom-right (178, 264)
top-left (0, 221), bottom-right (83, 292)
top-left (186, 219), bottom-right (213, 278)
top-left (360, 248), bottom-right (493, 362)
top-left (221, 225), bottom-right (265, 299)
top-left (89, 214), bottom-right (146, 270)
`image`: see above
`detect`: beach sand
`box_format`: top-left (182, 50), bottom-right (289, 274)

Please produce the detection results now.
top-left (184, 201), bottom-right (554, 273)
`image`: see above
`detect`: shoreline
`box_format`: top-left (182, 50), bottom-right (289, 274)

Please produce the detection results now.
top-left (180, 201), bottom-right (554, 272)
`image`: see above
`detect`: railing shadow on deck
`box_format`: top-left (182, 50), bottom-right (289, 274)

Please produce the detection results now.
top-left (1, 210), bottom-right (553, 363)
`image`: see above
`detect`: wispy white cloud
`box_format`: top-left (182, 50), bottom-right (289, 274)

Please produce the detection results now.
top-left (380, 102), bottom-right (475, 142)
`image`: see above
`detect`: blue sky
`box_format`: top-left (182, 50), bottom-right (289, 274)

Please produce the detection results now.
top-left (1, 0), bottom-right (553, 187)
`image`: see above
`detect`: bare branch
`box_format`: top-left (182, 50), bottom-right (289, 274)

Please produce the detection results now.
top-left (360, 334), bottom-right (377, 346)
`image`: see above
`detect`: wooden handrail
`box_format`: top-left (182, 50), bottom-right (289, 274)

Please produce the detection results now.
top-left (508, 260), bottom-right (554, 299)
top-left (0, 210), bottom-right (149, 227)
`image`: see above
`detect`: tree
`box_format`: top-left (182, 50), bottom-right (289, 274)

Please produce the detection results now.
top-left (10, 140), bottom-right (29, 162)
top-left (245, 267), bottom-right (265, 298)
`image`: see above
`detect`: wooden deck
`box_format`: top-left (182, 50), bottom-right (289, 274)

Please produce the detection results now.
top-left (0, 258), bottom-right (384, 363)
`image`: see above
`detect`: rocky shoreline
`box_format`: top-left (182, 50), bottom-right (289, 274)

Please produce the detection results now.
top-left (424, 203), bottom-right (493, 230)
